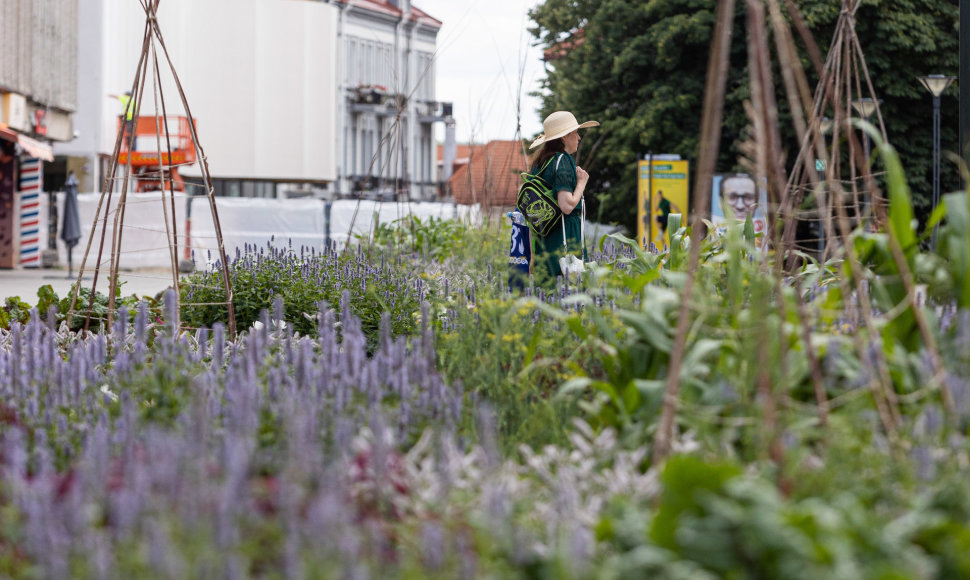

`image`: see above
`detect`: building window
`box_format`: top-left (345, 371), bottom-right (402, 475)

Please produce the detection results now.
top-left (422, 134), bottom-right (431, 182)
top-left (347, 38), bottom-right (358, 85)
top-left (343, 125), bottom-right (348, 175)
top-left (415, 52), bottom-right (434, 101)
top-left (347, 36), bottom-right (399, 89)
top-left (383, 45), bottom-right (393, 88)
top-left (377, 121), bottom-right (384, 175)
top-left (201, 179), bottom-right (278, 198)
top-left (351, 121), bottom-right (358, 175)
top-left (363, 119), bottom-right (374, 177)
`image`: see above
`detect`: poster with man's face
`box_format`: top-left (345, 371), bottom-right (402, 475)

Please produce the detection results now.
top-left (710, 174), bottom-right (768, 239)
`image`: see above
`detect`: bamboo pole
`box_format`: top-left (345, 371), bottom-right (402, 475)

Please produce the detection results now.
top-left (70, 16), bottom-right (151, 333)
top-left (71, 0), bottom-right (235, 339)
top-left (147, 3), bottom-right (236, 338)
top-left (653, 0), bottom-right (736, 464)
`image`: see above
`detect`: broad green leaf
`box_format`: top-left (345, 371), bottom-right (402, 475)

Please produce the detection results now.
top-left (866, 121), bottom-right (917, 259)
top-left (650, 456), bottom-right (741, 549)
top-left (559, 377), bottom-right (594, 397)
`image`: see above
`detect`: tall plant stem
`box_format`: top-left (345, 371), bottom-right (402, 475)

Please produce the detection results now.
top-left (882, 204), bottom-right (954, 412)
top-left (830, 181), bottom-right (901, 445)
top-left (653, 0), bottom-right (735, 464)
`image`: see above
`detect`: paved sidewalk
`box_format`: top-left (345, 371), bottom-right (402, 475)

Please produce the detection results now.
top-left (1, 266), bottom-right (180, 302)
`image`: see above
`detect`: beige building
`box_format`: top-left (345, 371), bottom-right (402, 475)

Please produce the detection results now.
top-left (55, 0), bottom-right (448, 201)
top-left (0, 0), bottom-right (78, 268)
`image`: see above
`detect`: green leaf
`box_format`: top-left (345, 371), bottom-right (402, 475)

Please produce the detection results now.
top-left (743, 213), bottom-right (755, 242)
top-left (866, 121), bottom-right (917, 260)
top-left (681, 338), bottom-right (722, 380)
top-left (925, 199), bottom-right (947, 230)
top-left (559, 376), bottom-right (594, 397)
top-left (617, 310), bottom-right (673, 353)
top-left (620, 379), bottom-right (642, 414)
top-left (650, 456), bottom-right (742, 550)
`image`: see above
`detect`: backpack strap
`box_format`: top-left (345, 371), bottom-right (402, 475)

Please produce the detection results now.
top-left (556, 155), bottom-right (585, 261)
top-left (532, 152), bottom-right (563, 176)
top-left (562, 213), bottom-right (568, 252)
top-left (531, 155), bottom-right (553, 176)
top-left (556, 153), bottom-right (568, 251)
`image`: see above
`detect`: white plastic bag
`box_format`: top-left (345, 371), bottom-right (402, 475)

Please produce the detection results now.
top-left (558, 199), bottom-right (588, 280)
top-left (559, 254), bottom-right (585, 276)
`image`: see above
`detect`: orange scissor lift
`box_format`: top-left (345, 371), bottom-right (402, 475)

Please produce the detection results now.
top-left (117, 115), bottom-right (197, 193)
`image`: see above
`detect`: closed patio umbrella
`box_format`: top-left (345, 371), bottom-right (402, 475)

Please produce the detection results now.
top-left (60, 172), bottom-right (81, 278)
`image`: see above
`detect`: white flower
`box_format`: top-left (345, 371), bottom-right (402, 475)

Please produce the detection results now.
top-left (99, 384), bottom-right (119, 402)
top-left (251, 319), bottom-right (288, 338)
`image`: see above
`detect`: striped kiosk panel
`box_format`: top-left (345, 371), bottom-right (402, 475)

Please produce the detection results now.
top-left (19, 158), bottom-right (42, 267)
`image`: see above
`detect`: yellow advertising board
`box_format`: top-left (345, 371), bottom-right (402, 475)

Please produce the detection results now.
top-left (637, 159), bottom-right (689, 249)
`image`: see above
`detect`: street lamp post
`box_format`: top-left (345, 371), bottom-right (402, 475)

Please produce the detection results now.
top-left (816, 116), bottom-right (833, 258)
top-left (851, 97), bottom-right (880, 162)
top-left (918, 74), bottom-right (956, 249)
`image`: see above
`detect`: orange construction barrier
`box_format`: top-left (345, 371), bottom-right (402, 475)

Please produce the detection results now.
top-left (116, 116), bottom-right (197, 193)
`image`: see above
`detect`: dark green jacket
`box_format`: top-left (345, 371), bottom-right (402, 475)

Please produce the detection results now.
top-left (532, 152), bottom-right (584, 284)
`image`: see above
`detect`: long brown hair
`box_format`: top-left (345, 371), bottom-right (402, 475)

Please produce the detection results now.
top-left (530, 138), bottom-right (566, 172)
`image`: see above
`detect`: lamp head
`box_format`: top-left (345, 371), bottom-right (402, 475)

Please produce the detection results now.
top-left (851, 97), bottom-right (881, 120)
top-left (819, 116), bottom-right (833, 135)
top-left (918, 74), bottom-right (956, 98)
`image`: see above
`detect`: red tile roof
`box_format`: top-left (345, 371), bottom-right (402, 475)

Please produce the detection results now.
top-left (453, 144), bottom-right (472, 162)
top-left (436, 143), bottom-right (474, 162)
top-left (450, 140), bottom-right (530, 207)
top-left (334, 1), bottom-right (441, 27)
top-left (543, 28), bottom-right (585, 61)
top-left (436, 143), bottom-right (473, 176)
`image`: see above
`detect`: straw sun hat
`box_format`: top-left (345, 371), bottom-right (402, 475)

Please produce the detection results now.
top-left (529, 111), bottom-right (600, 150)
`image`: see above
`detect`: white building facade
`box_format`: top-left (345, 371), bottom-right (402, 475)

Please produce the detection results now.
top-left (55, 0), bottom-right (446, 201)
top-left (335, 0), bottom-right (446, 200)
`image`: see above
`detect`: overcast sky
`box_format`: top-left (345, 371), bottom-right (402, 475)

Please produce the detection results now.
top-left (415, 0), bottom-right (546, 145)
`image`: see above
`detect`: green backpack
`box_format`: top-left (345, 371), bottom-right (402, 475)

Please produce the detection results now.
top-left (516, 154), bottom-right (564, 237)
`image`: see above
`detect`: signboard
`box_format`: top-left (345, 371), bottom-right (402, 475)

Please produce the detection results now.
top-left (710, 173), bottom-right (768, 243)
top-left (1, 93), bottom-right (29, 132)
top-left (637, 158), bottom-right (689, 249)
top-left (0, 140), bottom-right (16, 268)
top-left (33, 110), bottom-right (47, 136)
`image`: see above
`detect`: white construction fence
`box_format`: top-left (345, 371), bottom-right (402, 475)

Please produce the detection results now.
top-left (28, 192), bottom-right (483, 270)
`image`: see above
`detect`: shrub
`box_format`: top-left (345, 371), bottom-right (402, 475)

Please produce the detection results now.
top-left (180, 242), bottom-right (421, 349)
top-left (1, 284), bottom-right (156, 333)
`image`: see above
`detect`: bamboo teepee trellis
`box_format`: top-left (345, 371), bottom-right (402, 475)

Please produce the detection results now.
top-left (778, 0), bottom-right (891, 265)
top-left (776, 0), bottom-right (951, 428)
top-left (67, 0), bottom-right (236, 339)
top-left (653, 0), bottom-right (953, 465)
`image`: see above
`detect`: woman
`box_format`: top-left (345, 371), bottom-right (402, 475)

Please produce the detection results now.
top-left (528, 111), bottom-right (599, 284)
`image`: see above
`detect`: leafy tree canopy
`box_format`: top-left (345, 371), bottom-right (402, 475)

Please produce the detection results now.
top-left (528, 0), bottom-right (959, 232)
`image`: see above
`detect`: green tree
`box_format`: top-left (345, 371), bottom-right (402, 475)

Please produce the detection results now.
top-left (846, 0), bottom-right (960, 224)
top-left (529, 0), bottom-right (959, 232)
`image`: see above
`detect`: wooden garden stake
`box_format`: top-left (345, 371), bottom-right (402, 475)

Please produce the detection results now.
top-left (68, 0), bottom-right (236, 339)
top-left (653, 0), bottom-right (735, 464)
